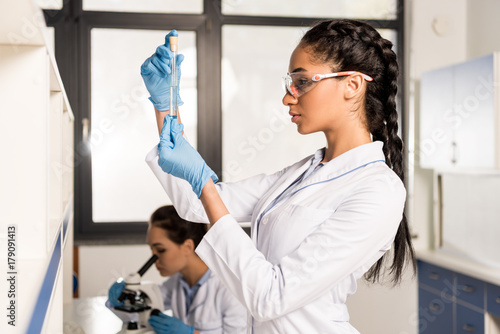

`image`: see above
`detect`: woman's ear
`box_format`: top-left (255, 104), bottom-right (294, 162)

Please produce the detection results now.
top-left (182, 239), bottom-right (195, 254)
top-left (344, 73), bottom-right (365, 100)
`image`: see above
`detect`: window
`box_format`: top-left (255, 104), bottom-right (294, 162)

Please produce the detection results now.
top-left (90, 28), bottom-right (197, 222)
top-left (221, 0), bottom-right (397, 19)
top-left (43, 0), bottom-right (405, 243)
top-left (83, 0), bottom-right (203, 14)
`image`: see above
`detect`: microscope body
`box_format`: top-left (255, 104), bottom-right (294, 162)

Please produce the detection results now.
top-left (112, 255), bottom-right (164, 334)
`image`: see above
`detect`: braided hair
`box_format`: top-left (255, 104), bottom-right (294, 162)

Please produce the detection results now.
top-left (301, 19), bottom-right (415, 284)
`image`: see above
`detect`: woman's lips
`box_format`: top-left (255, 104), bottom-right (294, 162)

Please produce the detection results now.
top-left (289, 111), bottom-right (301, 123)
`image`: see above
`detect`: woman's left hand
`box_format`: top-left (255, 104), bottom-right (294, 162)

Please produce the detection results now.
top-left (148, 313), bottom-right (194, 334)
top-left (158, 115), bottom-right (218, 197)
top-left (141, 30), bottom-right (184, 111)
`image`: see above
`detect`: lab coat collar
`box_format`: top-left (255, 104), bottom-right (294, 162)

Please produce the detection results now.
top-left (293, 141), bottom-right (386, 195)
top-left (185, 270), bottom-right (214, 315)
top-left (310, 141), bottom-right (386, 181)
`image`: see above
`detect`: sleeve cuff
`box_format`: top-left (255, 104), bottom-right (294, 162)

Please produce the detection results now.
top-left (195, 214), bottom-right (254, 265)
top-left (145, 145), bottom-right (159, 162)
top-left (206, 214), bottom-right (239, 237)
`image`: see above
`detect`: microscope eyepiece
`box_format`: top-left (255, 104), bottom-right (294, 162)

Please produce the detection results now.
top-left (137, 254), bottom-right (158, 277)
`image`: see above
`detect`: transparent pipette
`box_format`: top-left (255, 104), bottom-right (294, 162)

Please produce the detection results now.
top-left (169, 35), bottom-right (178, 119)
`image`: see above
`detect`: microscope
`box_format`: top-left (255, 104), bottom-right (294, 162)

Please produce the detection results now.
top-left (114, 254), bottom-right (164, 334)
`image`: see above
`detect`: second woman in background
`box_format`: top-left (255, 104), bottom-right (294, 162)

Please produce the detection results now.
top-left (107, 205), bottom-right (247, 334)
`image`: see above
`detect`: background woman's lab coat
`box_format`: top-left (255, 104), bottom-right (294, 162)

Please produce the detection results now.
top-left (146, 141), bottom-right (406, 334)
top-left (160, 271), bottom-right (247, 333)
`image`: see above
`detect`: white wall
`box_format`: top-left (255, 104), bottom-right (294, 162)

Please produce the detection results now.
top-left (467, 0), bottom-right (500, 59)
top-left (410, 0), bottom-right (468, 251)
top-left (78, 245), bottom-right (163, 298)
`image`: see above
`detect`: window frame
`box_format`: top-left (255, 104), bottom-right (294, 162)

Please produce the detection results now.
top-left (44, 0), bottom-right (406, 244)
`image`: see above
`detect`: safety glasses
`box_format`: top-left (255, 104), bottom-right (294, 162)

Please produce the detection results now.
top-left (282, 71), bottom-right (373, 98)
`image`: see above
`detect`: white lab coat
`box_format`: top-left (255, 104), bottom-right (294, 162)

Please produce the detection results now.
top-left (145, 141), bottom-right (406, 334)
top-left (160, 271), bottom-right (247, 333)
top-left (108, 271), bottom-right (247, 333)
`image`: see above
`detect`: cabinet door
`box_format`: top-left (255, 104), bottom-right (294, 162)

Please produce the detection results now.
top-left (456, 303), bottom-right (484, 334)
top-left (419, 288), bottom-right (453, 334)
top-left (418, 260), bottom-right (454, 299)
top-left (456, 273), bottom-right (485, 310)
top-left (420, 64), bottom-right (455, 168)
top-left (487, 283), bottom-right (500, 317)
top-left (453, 54), bottom-right (495, 168)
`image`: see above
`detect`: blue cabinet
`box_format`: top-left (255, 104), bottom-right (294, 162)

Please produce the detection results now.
top-left (418, 260), bottom-right (500, 334)
top-left (456, 273), bottom-right (485, 310)
top-left (419, 287), bottom-right (453, 333)
top-left (486, 283), bottom-right (500, 318)
top-left (456, 303), bottom-right (484, 334)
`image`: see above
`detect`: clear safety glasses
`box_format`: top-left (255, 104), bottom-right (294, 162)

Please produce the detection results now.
top-left (282, 71), bottom-right (374, 98)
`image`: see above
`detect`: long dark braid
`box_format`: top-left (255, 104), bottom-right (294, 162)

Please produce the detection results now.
top-left (301, 19), bottom-right (415, 284)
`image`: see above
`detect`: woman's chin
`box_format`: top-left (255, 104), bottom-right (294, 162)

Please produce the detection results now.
top-left (297, 125), bottom-right (313, 135)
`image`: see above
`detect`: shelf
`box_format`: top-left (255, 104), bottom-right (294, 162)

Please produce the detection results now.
top-left (0, 1), bottom-right (74, 333)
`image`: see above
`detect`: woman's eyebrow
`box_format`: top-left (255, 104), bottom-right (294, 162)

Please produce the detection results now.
top-left (290, 67), bottom-right (307, 73)
top-left (151, 243), bottom-right (164, 247)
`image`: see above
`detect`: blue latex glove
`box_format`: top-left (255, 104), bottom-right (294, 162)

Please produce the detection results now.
top-left (108, 281), bottom-right (125, 307)
top-left (149, 313), bottom-right (194, 334)
top-left (141, 30), bottom-right (184, 111)
top-left (158, 116), bottom-right (218, 197)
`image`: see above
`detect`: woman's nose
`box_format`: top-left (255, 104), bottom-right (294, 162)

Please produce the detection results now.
top-left (282, 91), bottom-right (298, 106)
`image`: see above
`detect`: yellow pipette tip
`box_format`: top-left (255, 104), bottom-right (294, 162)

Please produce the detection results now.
top-left (169, 36), bottom-right (178, 52)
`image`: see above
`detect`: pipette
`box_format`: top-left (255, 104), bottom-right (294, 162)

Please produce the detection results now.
top-left (169, 35), bottom-right (178, 119)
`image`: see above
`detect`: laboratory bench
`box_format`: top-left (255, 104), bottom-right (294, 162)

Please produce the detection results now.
top-left (417, 250), bottom-right (500, 334)
top-left (63, 296), bottom-right (175, 334)
top-left (63, 296), bottom-right (122, 334)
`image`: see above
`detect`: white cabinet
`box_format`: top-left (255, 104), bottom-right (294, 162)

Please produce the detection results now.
top-left (434, 170), bottom-right (500, 268)
top-left (0, 0), bottom-right (74, 333)
top-left (419, 53), bottom-right (500, 169)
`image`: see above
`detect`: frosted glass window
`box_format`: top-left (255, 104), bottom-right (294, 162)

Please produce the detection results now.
top-left (222, 26), bottom-right (397, 182)
top-left (91, 28), bottom-right (197, 222)
top-left (84, 0), bottom-right (202, 14)
top-left (222, 0), bottom-right (397, 19)
top-left (35, 0), bottom-right (62, 9)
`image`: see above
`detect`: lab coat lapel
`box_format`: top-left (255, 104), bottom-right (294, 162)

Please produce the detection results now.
top-left (187, 276), bottom-right (209, 315)
top-left (173, 279), bottom-right (188, 321)
top-left (251, 155), bottom-right (313, 243)
top-left (298, 141), bottom-right (386, 188)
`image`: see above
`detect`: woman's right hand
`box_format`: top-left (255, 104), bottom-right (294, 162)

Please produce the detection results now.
top-left (141, 30), bottom-right (184, 111)
top-left (149, 313), bottom-right (194, 334)
top-left (108, 281), bottom-right (125, 307)
top-left (158, 115), bottom-right (218, 198)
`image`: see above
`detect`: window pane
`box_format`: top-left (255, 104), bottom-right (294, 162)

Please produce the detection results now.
top-left (91, 28), bottom-right (197, 222)
top-left (222, 25), bottom-right (325, 182)
top-left (83, 0), bottom-right (202, 14)
top-left (35, 0), bottom-right (62, 9)
top-left (222, 0), bottom-right (398, 19)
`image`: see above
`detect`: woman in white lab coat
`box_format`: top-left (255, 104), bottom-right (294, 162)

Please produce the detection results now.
top-left (141, 20), bottom-right (415, 333)
top-left (107, 206), bottom-right (247, 334)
